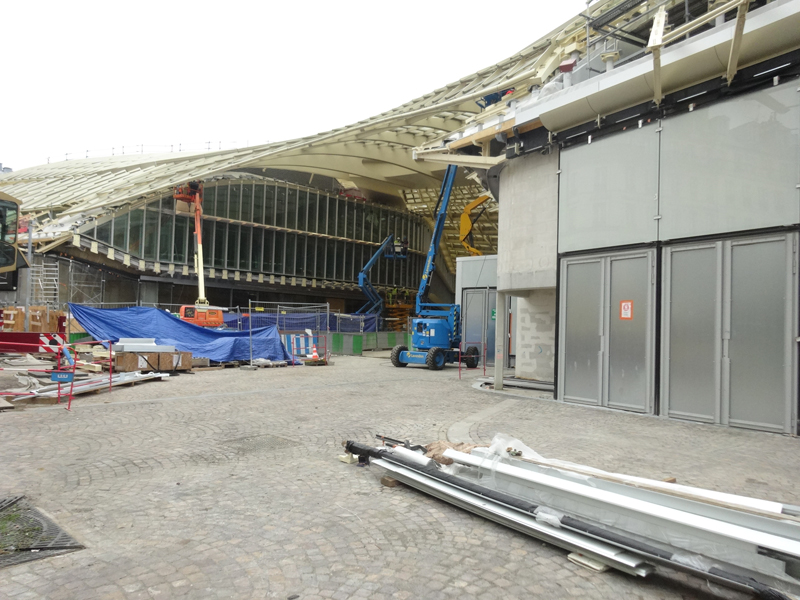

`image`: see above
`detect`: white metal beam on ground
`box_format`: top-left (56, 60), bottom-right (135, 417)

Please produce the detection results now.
top-left (443, 449), bottom-right (800, 559)
top-left (373, 458), bottom-right (653, 577)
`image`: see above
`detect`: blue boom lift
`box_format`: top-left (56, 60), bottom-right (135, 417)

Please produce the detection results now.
top-left (355, 234), bottom-right (407, 315)
top-left (391, 165), bottom-right (480, 370)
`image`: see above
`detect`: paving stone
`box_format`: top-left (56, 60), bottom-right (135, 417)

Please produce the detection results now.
top-left (0, 356), bottom-right (791, 599)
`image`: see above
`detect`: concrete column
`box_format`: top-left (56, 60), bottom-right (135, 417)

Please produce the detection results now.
top-left (494, 291), bottom-right (508, 390)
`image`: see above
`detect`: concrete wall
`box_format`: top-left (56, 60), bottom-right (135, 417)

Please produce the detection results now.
top-left (497, 149), bottom-right (559, 292)
top-left (514, 289), bottom-right (556, 382)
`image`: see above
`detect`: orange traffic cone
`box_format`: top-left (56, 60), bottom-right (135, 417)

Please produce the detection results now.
top-left (311, 344), bottom-right (319, 360)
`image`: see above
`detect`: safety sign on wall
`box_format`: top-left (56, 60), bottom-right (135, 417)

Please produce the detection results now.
top-left (619, 300), bottom-right (633, 320)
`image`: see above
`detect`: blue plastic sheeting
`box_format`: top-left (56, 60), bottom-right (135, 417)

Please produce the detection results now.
top-left (224, 312), bottom-right (378, 333)
top-left (69, 304), bottom-right (295, 363)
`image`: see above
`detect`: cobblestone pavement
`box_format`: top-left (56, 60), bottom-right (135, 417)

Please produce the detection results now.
top-left (1, 356), bottom-right (798, 599)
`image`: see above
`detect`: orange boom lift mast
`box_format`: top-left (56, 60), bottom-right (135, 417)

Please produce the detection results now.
top-left (173, 182), bottom-right (223, 327)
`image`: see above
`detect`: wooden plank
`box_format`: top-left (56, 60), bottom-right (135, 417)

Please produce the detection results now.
top-left (448, 118), bottom-right (541, 151)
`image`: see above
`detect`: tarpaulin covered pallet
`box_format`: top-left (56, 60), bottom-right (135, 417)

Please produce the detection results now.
top-left (69, 304), bottom-right (294, 363)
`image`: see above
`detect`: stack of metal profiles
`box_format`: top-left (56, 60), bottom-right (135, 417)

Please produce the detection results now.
top-left (345, 437), bottom-right (800, 599)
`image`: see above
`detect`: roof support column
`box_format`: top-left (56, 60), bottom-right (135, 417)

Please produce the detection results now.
top-left (726, 1), bottom-right (750, 85)
top-left (647, 6), bottom-right (667, 106)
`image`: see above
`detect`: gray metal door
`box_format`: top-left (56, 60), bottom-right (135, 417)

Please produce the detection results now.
top-left (606, 253), bottom-right (653, 412)
top-left (560, 250), bottom-right (655, 411)
top-left (487, 290), bottom-right (497, 367)
top-left (462, 289), bottom-right (486, 357)
top-left (661, 233), bottom-right (798, 433)
top-left (727, 236), bottom-right (796, 432)
top-left (560, 259), bottom-right (604, 405)
top-left (661, 243), bottom-right (721, 423)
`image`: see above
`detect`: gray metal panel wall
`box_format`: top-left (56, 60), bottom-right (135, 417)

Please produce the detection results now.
top-left (660, 82), bottom-right (800, 240)
top-left (558, 125), bottom-right (659, 253)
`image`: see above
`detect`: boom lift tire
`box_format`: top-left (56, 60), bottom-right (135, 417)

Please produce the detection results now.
top-left (464, 346), bottom-right (480, 369)
top-left (426, 347), bottom-right (445, 371)
top-left (391, 345), bottom-right (408, 368)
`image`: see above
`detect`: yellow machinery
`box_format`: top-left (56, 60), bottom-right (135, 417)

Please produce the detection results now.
top-left (459, 194), bottom-right (492, 256)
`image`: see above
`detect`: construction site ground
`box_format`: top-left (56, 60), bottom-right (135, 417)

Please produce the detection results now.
top-left (1, 355), bottom-right (798, 600)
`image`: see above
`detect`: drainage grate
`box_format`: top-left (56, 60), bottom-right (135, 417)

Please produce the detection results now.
top-left (0, 497), bottom-right (82, 569)
top-left (222, 433), bottom-right (297, 455)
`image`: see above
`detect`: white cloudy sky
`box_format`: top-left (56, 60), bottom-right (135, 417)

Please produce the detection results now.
top-left (1, 1), bottom-right (587, 171)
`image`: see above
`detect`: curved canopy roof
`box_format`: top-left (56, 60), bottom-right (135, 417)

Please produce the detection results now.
top-left (0, 0), bottom-right (717, 263)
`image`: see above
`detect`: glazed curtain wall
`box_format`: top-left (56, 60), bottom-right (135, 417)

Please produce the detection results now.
top-left (89, 180), bottom-right (426, 288)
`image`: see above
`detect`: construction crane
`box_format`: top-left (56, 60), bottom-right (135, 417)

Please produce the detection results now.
top-left (173, 182), bottom-right (224, 328)
top-left (355, 234), bottom-right (408, 315)
top-left (459, 193), bottom-right (492, 256)
top-left (390, 165), bottom-right (479, 370)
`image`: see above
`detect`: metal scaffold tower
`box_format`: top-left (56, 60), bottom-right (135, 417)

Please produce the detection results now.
top-left (31, 258), bottom-right (60, 307)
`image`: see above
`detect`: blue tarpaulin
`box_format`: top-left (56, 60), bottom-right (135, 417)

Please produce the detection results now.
top-left (68, 304), bottom-right (294, 363)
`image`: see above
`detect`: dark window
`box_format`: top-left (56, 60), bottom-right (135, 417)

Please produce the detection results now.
top-left (263, 230), bottom-right (274, 272)
top-left (159, 213), bottom-right (173, 262)
top-left (213, 222), bottom-right (226, 268)
top-left (113, 213), bottom-right (128, 250)
top-left (274, 231), bottom-right (285, 273)
top-left (275, 186), bottom-right (286, 228)
top-left (253, 184), bottom-right (264, 224)
top-left (203, 185), bottom-right (216, 217)
top-left (216, 184), bottom-right (228, 219)
top-left (241, 183), bottom-right (253, 223)
top-left (286, 188), bottom-right (297, 230)
top-left (239, 226), bottom-right (251, 270)
top-left (96, 220), bottom-right (112, 244)
top-left (251, 229), bottom-right (262, 271)
top-left (227, 224), bottom-right (239, 269)
top-left (128, 209), bottom-right (143, 256)
top-left (264, 185), bottom-right (275, 226)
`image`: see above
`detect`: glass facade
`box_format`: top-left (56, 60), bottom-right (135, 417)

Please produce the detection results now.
top-left (84, 177), bottom-right (426, 288)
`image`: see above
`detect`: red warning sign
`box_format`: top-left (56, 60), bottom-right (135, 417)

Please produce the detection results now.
top-left (620, 300), bottom-right (633, 320)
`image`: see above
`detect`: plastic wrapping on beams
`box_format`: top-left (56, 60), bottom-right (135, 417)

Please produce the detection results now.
top-left (445, 448), bottom-right (800, 584)
top-left (482, 433), bottom-right (785, 515)
top-left (534, 506), bottom-right (564, 529)
top-left (69, 304), bottom-right (295, 364)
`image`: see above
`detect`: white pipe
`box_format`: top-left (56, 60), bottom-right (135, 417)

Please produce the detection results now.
top-left (390, 446), bottom-right (432, 467)
top-left (442, 449), bottom-right (800, 557)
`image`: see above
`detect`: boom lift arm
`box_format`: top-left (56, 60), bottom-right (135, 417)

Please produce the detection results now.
top-left (459, 194), bottom-right (492, 257)
top-left (174, 181), bottom-right (208, 306)
top-left (391, 164), bottom-right (480, 371)
top-left (416, 164), bottom-right (458, 316)
top-left (356, 234), bottom-right (397, 315)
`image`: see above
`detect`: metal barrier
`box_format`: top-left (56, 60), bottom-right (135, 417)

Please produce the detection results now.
top-left (288, 334), bottom-right (328, 366)
top-left (458, 341), bottom-right (487, 380)
top-left (0, 338), bottom-right (115, 410)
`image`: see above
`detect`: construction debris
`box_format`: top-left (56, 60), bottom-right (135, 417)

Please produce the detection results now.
top-left (6, 371), bottom-right (169, 403)
top-left (424, 440), bottom-right (487, 465)
top-left (344, 434), bottom-right (800, 600)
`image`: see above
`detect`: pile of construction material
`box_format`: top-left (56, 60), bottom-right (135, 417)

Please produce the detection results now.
top-left (1, 306), bottom-right (66, 333)
top-left (110, 339), bottom-right (191, 373)
top-left (344, 434), bottom-right (800, 600)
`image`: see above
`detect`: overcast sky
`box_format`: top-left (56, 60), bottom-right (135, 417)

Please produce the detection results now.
top-left (1, 1), bottom-right (587, 171)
